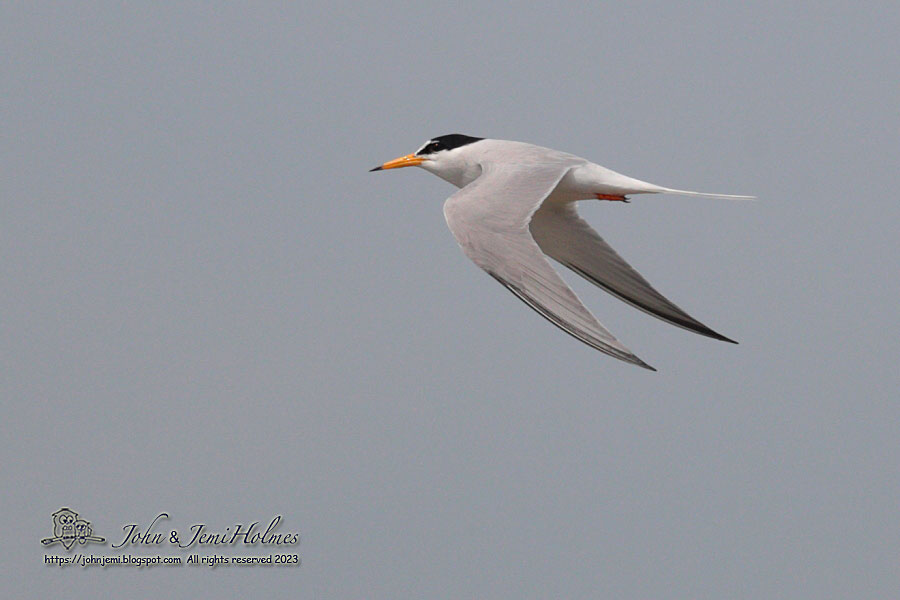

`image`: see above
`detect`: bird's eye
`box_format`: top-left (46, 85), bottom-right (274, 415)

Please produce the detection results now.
top-left (418, 142), bottom-right (443, 156)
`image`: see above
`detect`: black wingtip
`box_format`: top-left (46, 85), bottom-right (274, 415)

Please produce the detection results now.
top-left (634, 358), bottom-right (658, 372)
top-left (709, 332), bottom-right (739, 344)
top-left (369, 166), bottom-right (383, 172)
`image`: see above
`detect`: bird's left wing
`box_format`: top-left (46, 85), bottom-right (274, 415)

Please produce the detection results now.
top-left (443, 163), bottom-right (655, 370)
top-left (530, 202), bottom-right (736, 343)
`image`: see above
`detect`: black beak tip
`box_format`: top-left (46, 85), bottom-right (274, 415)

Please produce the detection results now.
top-left (369, 166), bottom-right (383, 172)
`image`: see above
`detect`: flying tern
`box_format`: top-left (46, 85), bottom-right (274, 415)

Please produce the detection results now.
top-left (370, 134), bottom-right (752, 370)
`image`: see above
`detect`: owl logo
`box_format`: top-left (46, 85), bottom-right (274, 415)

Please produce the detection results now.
top-left (74, 519), bottom-right (93, 544)
top-left (41, 508), bottom-right (105, 550)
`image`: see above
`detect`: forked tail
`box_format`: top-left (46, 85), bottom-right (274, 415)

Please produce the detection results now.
top-left (659, 187), bottom-right (756, 200)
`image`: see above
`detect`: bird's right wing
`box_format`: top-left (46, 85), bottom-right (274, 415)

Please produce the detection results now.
top-left (530, 202), bottom-right (736, 343)
top-left (443, 163), bottom-right (655, 370)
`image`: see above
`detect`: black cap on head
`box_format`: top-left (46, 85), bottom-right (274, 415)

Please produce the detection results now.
top-left (415, 134), bottom-right (483, 156)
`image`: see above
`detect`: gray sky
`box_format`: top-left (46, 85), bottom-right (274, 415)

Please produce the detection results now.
top-left (3, 2), bottom-right (899, 598)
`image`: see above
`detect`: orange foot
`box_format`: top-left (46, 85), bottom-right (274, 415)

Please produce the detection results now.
top-left (595, 193), bottom-right (630, 203)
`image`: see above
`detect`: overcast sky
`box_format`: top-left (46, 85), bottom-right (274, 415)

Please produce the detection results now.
top-left (3, 2), bottom-right (899, 598)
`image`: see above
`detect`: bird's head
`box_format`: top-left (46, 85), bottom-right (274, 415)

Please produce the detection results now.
top-left (370, 134), bottom-right (484, 187)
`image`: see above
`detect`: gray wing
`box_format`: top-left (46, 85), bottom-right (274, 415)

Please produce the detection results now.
top-left (443, 163), bottom-right (656, 370)
top-left (530, 202), bottom-right (736, 343)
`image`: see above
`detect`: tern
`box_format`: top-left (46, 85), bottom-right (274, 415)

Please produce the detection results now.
top-left (370, 134), bottom-right (752, 370)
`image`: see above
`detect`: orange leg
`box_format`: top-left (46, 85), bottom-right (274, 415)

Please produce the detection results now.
top-left (595, 193), bottom-right (629, 202)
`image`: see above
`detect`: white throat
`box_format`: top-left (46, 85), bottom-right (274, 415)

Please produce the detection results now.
top-left (420, 152), bottom-right (483, 189)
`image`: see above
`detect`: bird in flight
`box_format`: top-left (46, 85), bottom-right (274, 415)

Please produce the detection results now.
top-left (370, 134), bottom-right (752, 370)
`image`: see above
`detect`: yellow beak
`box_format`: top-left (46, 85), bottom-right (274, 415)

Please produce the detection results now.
top-left (369, 153), bottom-right (425, 172)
